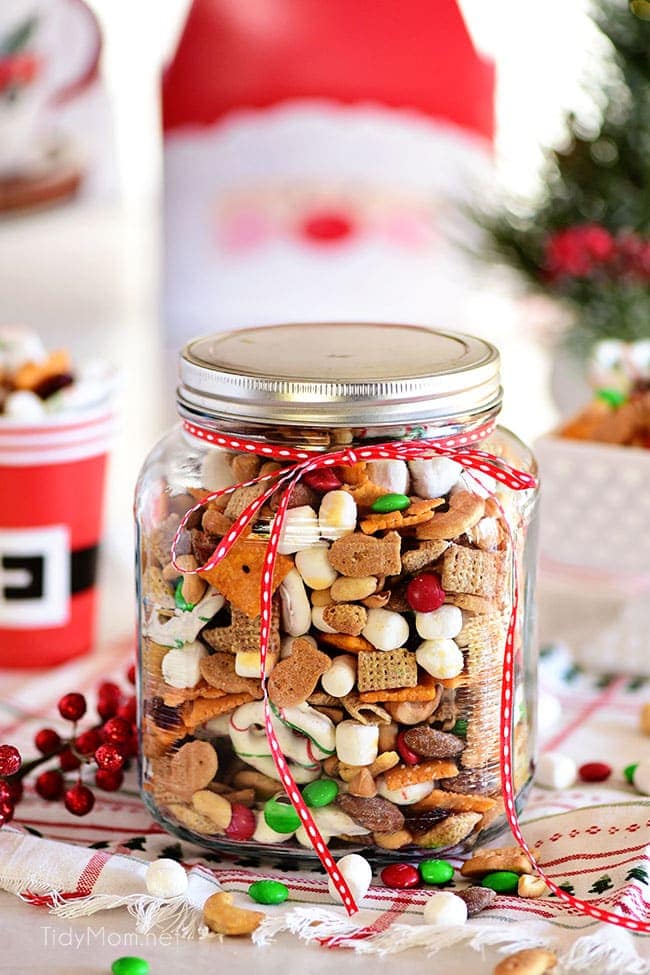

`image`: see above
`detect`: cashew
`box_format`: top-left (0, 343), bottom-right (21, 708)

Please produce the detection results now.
top-left (493, 948), bottom-right (557, 975)
top-left (518, 875), bottom-right (551, 898)
top-left (191, 790), bottom-right (232, 831)
top-left (416, 491), bottom-right (485, 541)
top-left (181, 572), bottom-right (207, 606)
top-left (203, 892), bottom-right (264, 937)
top-left (279, 568), bottom-right (312, 636)
top-left (347, 767), bottom-right (377, 797)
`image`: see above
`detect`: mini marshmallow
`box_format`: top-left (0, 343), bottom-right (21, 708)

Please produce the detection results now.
top-left (632, 758), bottom-right (650, 796)
top-left (335, 720), bottom-right (379, 766)
top-left (328, 853), bottom-right (372, 905)
top-left (319, 491), bottom-right (357, 541)
top-left (161, 641), bottom-right (207, 689)
top-left (362, 608), bottom-right (410, 652)
top-left (200, 450), bottom-right (237, 492)
top-left (279, 569), bottom-right (312, 636)
top-left (535, 752), bottom-right (577, 790)
top-left (321, 654), bottom-right (357, 698)
top-left (277, 505), bottom-right (321, 554)
top-left (145, 858), bottom-right (188, 898)
top-left (415, 604), bottom-right (463, 640)
top-left (0, 325), bottom-right (46, 372)
top-left (416, 639), bottom-right (464, 679)
top-left (253, 811), bottom-right (294, 844)
top-left (295, 544), bottom-right (338, 590)
top-left (235, 650), bottom-right (278, 678)
top-left (366, 460), bottom-right (409, 495)
top-left (3, 390), bottom-right (46, 420)
top-left (376, 776), bottom-right (434, 805)
top-left (422, 891), bottom-right (468, 926)
top-left (408, 457), bottom-right (462, 499)
top-left (311, 606), bottom-right (338, 633)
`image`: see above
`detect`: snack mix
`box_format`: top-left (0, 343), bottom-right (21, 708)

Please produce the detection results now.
top-left (139, 443), bottom-right (534, 858)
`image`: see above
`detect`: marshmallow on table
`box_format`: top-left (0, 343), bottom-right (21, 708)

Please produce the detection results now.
top-left (328, 853), bottom-right (372, 905)
top-left (423, 891), bottom-right (468, 926)
top-left (145, 858), bottom-right (188, 898)
top-left (535, 752), bottom-right (577, 790)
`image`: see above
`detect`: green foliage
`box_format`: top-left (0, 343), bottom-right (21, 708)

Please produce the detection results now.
top-left (0, 16), bottom-right (38, 57)
top-left (478, 0), bottom-right (650, 360)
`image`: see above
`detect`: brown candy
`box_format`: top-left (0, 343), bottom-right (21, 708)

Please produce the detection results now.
top-left (456, 886), bottom-right (497, 916)
top-left (337, 794), bottom-right (405, 832)
top-left (268, 637), bottom-right (332, 707)
top-left (402, 726), bottom-right (464, 759)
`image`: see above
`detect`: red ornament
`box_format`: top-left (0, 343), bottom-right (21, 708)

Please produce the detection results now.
top-left (97, 681), bottom-right (122, 720)
top-left (95, 768), bottom-right (124, 792)
top-left (34, 728), bottom-right (62, 756)
top-left (102, 717), bottom-right (132, 746)
top-left (224, 803), bottom-right (256, 841)
top-left (36, 770), bottom-right (65, 801)
top-left (0, 799), bottom-right (15, 825)
top-left (59, 747), bottom-right (82, 772)
top-left (299, 211), bottom-right (355, 245)
top-left (303, 469), bottom-right (343, 493)
top-left (0, 781), bottom-right (12, 803)
top-left (126, 663), bottom-right (136, 686)
top-left (117, 696), bottom-right (137, 725)
top-left (94, 744), bottom-right (125, 772)
top-left (396, 730), bottom-right (421, 766)
top-left (3, 778), bottom-right (22, 804)
top-left (406, 572), bottom-right (445, 613)
top-left (380, 863), bottom-right (420, 889)
top-left (579, 762), bottom-right (612, 783)
top-left (58, 693), bottom-right (87, 722)
top-left (64, 783), bottom-right (95, 817)
top-left (75, 729), bottom-right (103, 756)
top-left (0, 745), bottom-right (22, 777)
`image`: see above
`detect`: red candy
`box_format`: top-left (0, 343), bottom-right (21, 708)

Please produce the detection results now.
top-left (397, 730), bottom-right (421, 766)
top-left (225, 803), bottom-right (256, 841)
top-left (406, 572), bottom-right (445, 613)
top-left (381, 863), bottom-right (420, 889)
top-left (303, 469), bottom-right (343, 493)
top-left (579, 762), bottom-right (612, 783)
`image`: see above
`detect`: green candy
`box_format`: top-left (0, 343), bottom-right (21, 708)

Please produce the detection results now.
top-left (624, 762), bottom-right (639, 784)
top-left (451, 719), bottom-right (467, 738)
top-left (371, 493), bottom-right (411, 514)
top-left (596, 387), bottom-right (627, 408)
top-left (419, 859), bottom-right (454, 885)
top-left (481, 870), bottom-right (520, 894)
top-left (248, 879), bottom-right (290, 905)
top-left (111, 959), bottom-right (150, 975)
top-left (264, 794), bottom-right (301, 833)
top-left (302, 778), bottom-right (339, 808)
top-left (174, 580), bottom-right (195, 612)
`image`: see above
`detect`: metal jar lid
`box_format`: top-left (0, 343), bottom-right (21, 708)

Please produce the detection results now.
top-left (178, 323), bottom-right (501, 427)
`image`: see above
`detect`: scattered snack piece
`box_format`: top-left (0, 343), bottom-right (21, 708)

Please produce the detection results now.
top-left (518, 875), bottom-right (550, 899)
top-left (456, 886), bottom-right (497, 916)
top-left (535, 752), bottom-right (577, 790)
top-left (460, 846), bottom-right (533, 879)
top-left (641, 702), bottom-right (650, 736)
top-left (145, 858), bottom-right (188, 898)
top-left (422, 890), bottom-right (468, 926)
top-left (203, 891), bottom-right (264, 936)
top-left (493, 947), bottom-right (557, 975)
top-left (328, 853), bottom-right (373, 904)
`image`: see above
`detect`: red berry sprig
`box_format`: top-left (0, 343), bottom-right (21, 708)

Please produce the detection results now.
top-left (0, 661), bottom-right (137, 824)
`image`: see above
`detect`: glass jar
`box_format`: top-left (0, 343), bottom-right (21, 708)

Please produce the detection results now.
top-left (136, 323), bottom-right (538, 862)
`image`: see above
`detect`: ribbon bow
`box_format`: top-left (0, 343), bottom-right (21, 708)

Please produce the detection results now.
top-left (170, 419), bottom-right (649, 934)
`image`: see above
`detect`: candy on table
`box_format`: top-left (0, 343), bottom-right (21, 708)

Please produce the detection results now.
top-left (111, 959), bottom-right (150, 975)
top-left (481, 870), bottom-right (520, 894)
top-left (632, 758), bottom-right (650, 795)
top-left (422, 890), bottom-right (468, 926)
top-left (534, 752), bottom-right (577, 790)
top-left (578, 761), bottom-right (611, 783)
top-left (419, 859), bottom-right (455, 885)
top-left (248, 879), bottom-right (289, 905)
top-left (381, 862), bottom-right (420, 889)
top-left (327, 853), bottom-right (372, 905)
top-left (144, 858), bottom-right (188, 898)
top-left (624, 762), bottom-right (639, 784)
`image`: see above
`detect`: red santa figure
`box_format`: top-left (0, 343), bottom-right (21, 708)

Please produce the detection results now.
top-left (162, 0), bottom-right (494, 340)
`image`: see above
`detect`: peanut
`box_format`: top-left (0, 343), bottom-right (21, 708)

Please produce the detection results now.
top-left (192, 790), bottom-right (232, 831)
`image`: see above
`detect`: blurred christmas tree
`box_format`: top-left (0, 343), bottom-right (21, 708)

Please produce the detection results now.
top-left (480, 0), bottom-right (649, 362)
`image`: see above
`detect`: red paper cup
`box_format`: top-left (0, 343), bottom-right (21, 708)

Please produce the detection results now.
top-left (0, 406), bottom-right (113, 667)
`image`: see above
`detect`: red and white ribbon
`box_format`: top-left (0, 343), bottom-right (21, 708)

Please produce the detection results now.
top-left (172, 419), bottom-right (646, 928)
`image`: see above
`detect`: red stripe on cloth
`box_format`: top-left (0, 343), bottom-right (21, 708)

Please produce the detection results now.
top-left (542, 675), bottom-right (628, 753)
top-left (539, 840), bottom-right (650, 869)
top-left (76, 850), bottom-right (111, 895)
